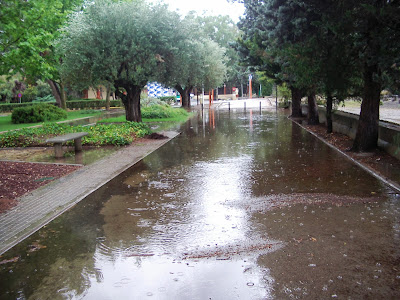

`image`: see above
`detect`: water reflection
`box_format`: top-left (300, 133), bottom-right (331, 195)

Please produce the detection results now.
top-left (0, 109), bottom-right (399, 299)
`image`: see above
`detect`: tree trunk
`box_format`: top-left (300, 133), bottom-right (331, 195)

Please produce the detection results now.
top-left (175, 85), bottom-right (192, 108)
top-left (105, 83), bottom-right (111, 111)
top-left (115, 84), bottom-right (142, 122)
top-left (326, 93), bottom-right (333, 134)
top-left (352, 64), bottom-right (381, 152)
top-left (290, 86), bottom-right (303, 118)
top-left (125, 86), bottom-right (141, 122)
top-left (307, 92), bottom-right (319, 125)
top-left (59, 81), bottom-right (67, 110)
top-left (47, 79), bottom-right (62, 108)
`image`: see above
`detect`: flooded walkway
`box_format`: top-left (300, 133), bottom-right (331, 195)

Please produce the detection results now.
top-left (1, 109), bottom-right (399, 299)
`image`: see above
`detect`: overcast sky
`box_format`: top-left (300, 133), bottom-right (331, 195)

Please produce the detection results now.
top-left (159, 0), bottom-right (245, 22)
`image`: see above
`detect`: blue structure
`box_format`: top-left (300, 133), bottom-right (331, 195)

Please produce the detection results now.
top-left (147, 82), bottom-right (176, 98)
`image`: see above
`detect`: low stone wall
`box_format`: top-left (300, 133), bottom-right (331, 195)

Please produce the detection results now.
top-left (301, 105), bottom-right (400, 160)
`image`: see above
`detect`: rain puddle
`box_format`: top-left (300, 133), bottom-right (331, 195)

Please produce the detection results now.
top-left (0, 109), bottom-right (399, 299)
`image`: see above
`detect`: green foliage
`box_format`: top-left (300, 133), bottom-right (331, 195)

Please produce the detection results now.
top-left (0, 102), bottom-right (39, 112)
top-left (0, 99), bottom-right (122, 112)
top-left (99, 104), bottom-right (189, 123)
top-left (33, 95), bottom-right (56, 103)
top-left (159, 96), bottom-right (177, 103)
top-left (58, 1), bottom-right (181, 121)
top-left (140, 98), bottom-right (166, 107)
top-left (11, 104), bottom-right (67, 124)
top-left (0, 109), bottom-right (103, 131)
top-left (141, 105), bottom-right (188, 119)
top-left (0, 0), bottom-right (84, 79)
top-left (0, 80), bottom-right (14, 102)
top-left (66, 100), bottom-right (122, 110)
top-left (21, 86), bottom-right (38, 103)
top-left (193, 14), bottom-right (241, 87)
top-left (36, 80), bottom-right (53, 98)
top-left (0, 122), bottom-right (152, 147)
top-left (278, 84), bottom-right (291, 102)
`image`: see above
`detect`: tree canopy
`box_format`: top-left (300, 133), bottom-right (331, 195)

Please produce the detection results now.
top-left (157, 16), bottom-right (227, 107)
top-left (58, 0), bottom-right (182, 121)
top-left (0, 0), bottom-right (83, 108)
top-left (236, 0), bottom-right (400, 151)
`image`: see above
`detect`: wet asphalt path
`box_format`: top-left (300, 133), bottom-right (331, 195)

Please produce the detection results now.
top-left (0, 109), bottom-right (399, 299)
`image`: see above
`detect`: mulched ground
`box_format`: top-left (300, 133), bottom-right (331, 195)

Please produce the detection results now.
top-left (0, 161), bottom-right (81, 214)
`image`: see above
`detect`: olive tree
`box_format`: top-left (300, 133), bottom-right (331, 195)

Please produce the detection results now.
top-left (160, 36), bottom-right (227, 107)
top-left (58, 0), bottom-right (177, 122)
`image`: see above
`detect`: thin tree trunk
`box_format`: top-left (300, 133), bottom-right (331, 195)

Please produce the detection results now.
top-left (47, 79), bottom-right (62, 108)
top-left (290, 86), bottom-right (303, 118)
top-left (326, 93), bottom-right (333, 133)
top-left (105, 83), bottom-right (111, 111)
top-left (307, 92), bottom-right (319, 125)
top-left (352, 64), bottom-right (381, 152)
top-left (59, 81), bottom-right (67, 110)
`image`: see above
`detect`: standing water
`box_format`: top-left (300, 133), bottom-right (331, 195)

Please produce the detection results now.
top-left (0, 109), bottom-right (399, 299)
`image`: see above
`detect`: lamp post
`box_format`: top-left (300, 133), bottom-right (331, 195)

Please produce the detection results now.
top-left (249, 74), bottom-right (252, 99)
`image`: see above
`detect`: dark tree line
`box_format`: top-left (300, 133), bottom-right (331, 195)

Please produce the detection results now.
top-left (235, 0), bottom-right (400, 152)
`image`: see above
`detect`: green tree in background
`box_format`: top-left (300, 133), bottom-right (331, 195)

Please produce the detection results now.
top-left (158, 16), bottom-right (227, 108)
top-left (58, 0), bottom-right (177, 122)
top-left (235, 0), bottom-right (400, 150)
top-left (0, 0), bottom-right (83, 109)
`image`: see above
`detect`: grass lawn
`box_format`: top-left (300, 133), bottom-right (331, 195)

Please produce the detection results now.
top-left (341, 100), bottom-right (361, 108)
top-left (0, 110), bottom-right (104, 132)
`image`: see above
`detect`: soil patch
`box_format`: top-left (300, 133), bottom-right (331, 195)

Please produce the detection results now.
top-left (147, 132), bottom-right (168, 139)
top-left (0, 161), bottom-right (80, 214)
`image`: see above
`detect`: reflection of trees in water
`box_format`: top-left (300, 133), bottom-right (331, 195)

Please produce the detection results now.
top-left (0, 184), bottom-right (113, 298)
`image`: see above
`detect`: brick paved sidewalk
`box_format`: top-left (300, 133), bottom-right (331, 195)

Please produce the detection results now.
top-left (0, 131), bottom-right (180, 255)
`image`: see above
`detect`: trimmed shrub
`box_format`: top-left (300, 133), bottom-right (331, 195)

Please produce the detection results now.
top-left (21, 86), bottom-right (38, 103)
top-left (159, 96), bottom-right (176, 103)
top-left (0, 102), bottom-right (37, 113)
top-left (33, 95), bottom-right (56, 103)
top-left (11, 104), bottom-right (67, 124)
top-left (0, 121), bottom-right (152, 147)
top-left (66, 99), bottom-right (122, 110)
top-left (141, 104), bottom-right (188, 119)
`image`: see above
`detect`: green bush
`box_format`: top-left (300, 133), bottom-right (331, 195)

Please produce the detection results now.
top-left (11, 104), bottom-right (67, 124)
top-left (159, 96), bottom-right (176, 103)
top-left (0, 80), bottom-right (13, 102)
top-left (0, 102), bottom-right (38, 112)
top-left (21, 86), bottom-right (38, 103)
top-left (36, 81), bottom-right (53, 98)
top-left (140, 97), bottom-right (166, 107)
top-left (67, 99), bottom-right (122, 109)
top-left (142, 104), bottom-right (188, 119)
top-left (33, 95), bottom-right (56, 103)
top-left (0, 121), bottom-right (152, 147)
top-left (0, 99), bottom-right (123, 112)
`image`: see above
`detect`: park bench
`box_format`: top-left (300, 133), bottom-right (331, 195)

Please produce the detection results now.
top-left (46, 132), bottom-right (88, 158)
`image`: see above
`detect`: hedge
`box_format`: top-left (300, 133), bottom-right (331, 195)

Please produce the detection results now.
top-left (0, 99), bottom-right (123, 112)
top-left (11, 104), bottom-right (67, 124)
top-left (66, 99), bottom-right (123, 110)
